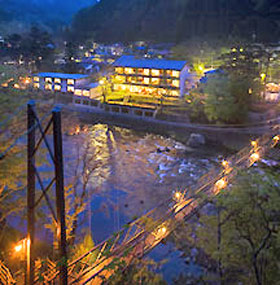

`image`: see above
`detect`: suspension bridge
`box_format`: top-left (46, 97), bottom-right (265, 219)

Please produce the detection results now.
top-left (39, 130), bottom-right (280, 283)
top-left (0, 101), bottom-right (279, 284)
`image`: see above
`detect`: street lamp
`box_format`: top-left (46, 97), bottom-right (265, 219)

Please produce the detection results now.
top-left (14, 238), bottom-right (30, 282)
top-left (14, 238), bottom-right (28, 254)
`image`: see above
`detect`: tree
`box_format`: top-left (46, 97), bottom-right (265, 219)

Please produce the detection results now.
top-left (23, 26), bottom-right (54, 71)
top-left (175, 168), bottom-right (280, 284)
top-left (4, 27), bottom-right (55, 71)
top-left (5, 34), bottom-right (22, 62)
top-left (103, 258), bottom-right (167, 285)
top-left (204, 73), bottom-right (250, 123)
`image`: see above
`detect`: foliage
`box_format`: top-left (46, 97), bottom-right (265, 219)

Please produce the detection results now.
top-left (204, 74), bottom-right (250, 123)
top-left (63, 38), bottom-right (80, 73)
top-left (0, 65), bottom-right (27, 86)
top-left (71, 0), bottom-right (280, 43)
top-left (179, 168), bottom-right (280, 284)
top-left (0, 0), bottom-right (96, 34)
top-left (185, 90), bottom-right (208, 123)
top-left (3, 27), bottom-right (54, 71)
top-left (102, 258), bottom-right (167, 285)
top-left (70, 233), bottom-right (98, 266)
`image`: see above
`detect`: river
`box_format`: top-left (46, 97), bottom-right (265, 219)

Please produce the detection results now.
top-left (63, 123), bottom-right (220, 283)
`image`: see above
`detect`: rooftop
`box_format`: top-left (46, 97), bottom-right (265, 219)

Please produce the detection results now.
top-left (113, 55), bottom-right (187, 71)
top-left (34, 72), bottom-right (89, 80)
top-left (76, 82), bottom-right (99, 90)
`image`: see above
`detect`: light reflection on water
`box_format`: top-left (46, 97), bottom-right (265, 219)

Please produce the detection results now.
top-left (64, 123), bottom-right (217, 282)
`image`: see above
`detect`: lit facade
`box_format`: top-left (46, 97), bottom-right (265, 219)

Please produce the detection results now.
top-left (112, 56), bottom-right (190, 97)
top-left (32, 72), bottom-right (89, 93)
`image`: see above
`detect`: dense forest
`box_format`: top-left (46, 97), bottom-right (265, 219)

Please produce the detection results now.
top-left (72, 0), bottom-right (280, 43)
top-left (0, 0), bottom-right (97, 34)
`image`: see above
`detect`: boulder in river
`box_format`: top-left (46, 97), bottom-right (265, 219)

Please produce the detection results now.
top-left (187, 133), bottom-right (206, 148)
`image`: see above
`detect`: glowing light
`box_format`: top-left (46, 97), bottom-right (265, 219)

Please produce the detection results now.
top-left (15, 244), bottom-right (23, 252)
top-left (24, 78), bottom-right (31, 84)
top-left (231, 48), bottom-right (237, 52)
top-left (248, 88), bottom-right (253, 95)
top-left (222, 160), bottom-right (229, 168)
top-left (260, 73), bottom-right (266, 81)
top-left (99, 80), bottom-right (105, 85)
top-left (75, 126), bottom-right (80, 135)
top-left (215, 178), bottom-right (227, 191)
top-left (250, 153), bottom-right (260, 163)
top-left (240, 48), bottom-right (244, 52)
top-left (251, 141), bottom-right (258, 148)
top-left (272, 135), bottom-right (280, 147)
top-left (14, 83), bottom-right (20, 89)
top-left (273, 135), bottom-right (279, 142)
top-left (175, 192), bottom-right (181, 199)
top-left (174, 191), bottom-right (183, 202)
top-left (158, 227), bottom-right (167, 235)
top-left (198, 65), bottom-right (204, 72)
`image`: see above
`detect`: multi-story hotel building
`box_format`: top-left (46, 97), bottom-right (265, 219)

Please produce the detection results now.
top-left (112, 56), bottom-right (190, 98)
top-left (32, 72), bottom-right (90, 96)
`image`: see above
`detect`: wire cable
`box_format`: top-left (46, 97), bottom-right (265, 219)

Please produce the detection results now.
top-left (0, 110), bottom-right (52, 160)
top-left (0, 103), bottom-right (27, 129)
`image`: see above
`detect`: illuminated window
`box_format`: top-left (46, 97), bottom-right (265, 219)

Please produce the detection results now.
top-left (143, 77), bottom-right (150, 85)
top-left (138, 68), bottom-right (144, 75)
top-left (172, 80), bottom-right (180, 88)
top-left (166, 70), bottom-right (172, 76)
top-left (54, 85), bottom-right (61, 91)
top-left (172, 71), bottom-right (180, 78)
top-left (170, 90), bottom-right (179, 96)
top-left (67, 79), bottom-right (75, 85)
top-left (115, 75), bottom-right (126, 83)
top-left (75, 89), bottom-right (82, 96)
top-left (166, 79), bottom-right (172, 85)
top-left (121, 84), bottom-right (127, 91)
top-left (151, 78), bottom-right (160, 85)
top-left (67, 86), bottom-right (74, 93)
top-left (116, 67), bottom-right (123, 74)
top-left (124, 68), bottom-right (134, 74)
top-left (137, 77), bottom-right (144, 84)
top-left (143, 69), bottom-right (150, 76)
top-left (130, 86), bottom-right (141, 93)
top-left (33, 83), bottom-right (40, 88)
top-left (45, 84), bottom-right (52, 90)
top-left (83, 90), bottom-right (90, 97)
top-left (33, 76), bottom-right (39, 82)
top-left (151, 69), bottom-right (160, 76)
top-left (54, 78), bottom-right (61, 84)
top-left (45, 77), bottom-right (52, 83)
top-left (114, 84), bottom-right (127, 92)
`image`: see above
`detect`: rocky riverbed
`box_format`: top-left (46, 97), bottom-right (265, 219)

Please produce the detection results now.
top-left (63, 123), bottom-right (223, 283)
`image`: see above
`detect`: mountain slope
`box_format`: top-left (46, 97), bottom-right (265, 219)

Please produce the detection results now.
top-left (72, 0), bottom-right (280, 43)
top-left (0, 0), bottom-right (97, 34)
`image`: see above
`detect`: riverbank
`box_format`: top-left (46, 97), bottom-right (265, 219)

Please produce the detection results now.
top-left (51, 93), bottom-right (280, 151)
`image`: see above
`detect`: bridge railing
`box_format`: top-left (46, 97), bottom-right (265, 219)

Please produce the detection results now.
top-left (42, 130), bottom-right (279, 284)
top-left (0, 260), bottom-right (16, 285)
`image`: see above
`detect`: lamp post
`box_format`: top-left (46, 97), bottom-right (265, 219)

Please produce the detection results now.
top-left (14, 238), bottom-right (29, 283)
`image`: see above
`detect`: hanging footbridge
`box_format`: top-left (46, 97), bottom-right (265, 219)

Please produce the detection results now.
top-left (38, 128), bottom-right (280, 284)
top-left (1, 101), bottom-right (279, 284)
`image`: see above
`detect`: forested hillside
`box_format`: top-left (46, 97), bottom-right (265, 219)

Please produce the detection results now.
top-left (72, 0), bottom-right (280, 42)
top-left (0, 0), bottom-right (97, 34)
